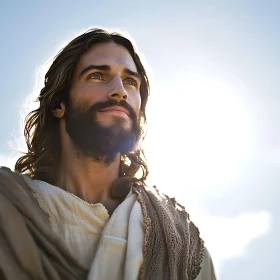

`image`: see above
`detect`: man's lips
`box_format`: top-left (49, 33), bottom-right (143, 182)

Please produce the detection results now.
top-left (98, 106), bottom-right (130, 116)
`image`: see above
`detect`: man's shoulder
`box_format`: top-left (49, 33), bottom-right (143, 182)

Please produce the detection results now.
top-left (141, 184), bottom-right (188, 212)
top-left (0, 166), bottom-right (34, 198)
top-left (0, 166), bottom-right (14, 174)
top-left (0, 166), bottom-right (20, 182)
top-left (0, 166), bottom-right (28, 185)
top-left (141, 185), bottom-right (216, 279)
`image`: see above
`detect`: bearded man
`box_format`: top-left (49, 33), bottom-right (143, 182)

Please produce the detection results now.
top-left (0, 28), bottom-right (216, 280)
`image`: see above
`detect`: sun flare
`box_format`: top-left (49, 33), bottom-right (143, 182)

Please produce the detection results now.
top-left (144, 71), bottom-right (255, 193)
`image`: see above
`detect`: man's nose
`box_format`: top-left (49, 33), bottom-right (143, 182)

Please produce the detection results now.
top-left (107, 76), bottom-right (128, 101)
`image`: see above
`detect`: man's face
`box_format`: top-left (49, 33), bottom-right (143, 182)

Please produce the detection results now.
top-left (64, 42), bottom-right (142, 161)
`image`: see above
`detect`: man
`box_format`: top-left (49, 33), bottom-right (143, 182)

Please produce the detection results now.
top-left (0, 28), bottom-right (216, 279)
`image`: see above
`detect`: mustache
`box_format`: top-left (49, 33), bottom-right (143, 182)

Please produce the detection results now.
top-left (88, 100), bottom-right (138, 120)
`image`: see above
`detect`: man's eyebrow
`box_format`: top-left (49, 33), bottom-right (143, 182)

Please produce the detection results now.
top-left (123, 68), bottom-right (142, 82)
top-left (79, 65), bottom-right (111, 77)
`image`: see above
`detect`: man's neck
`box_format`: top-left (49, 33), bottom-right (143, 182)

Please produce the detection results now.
top-left (56, 149), bottom-right (121, 212)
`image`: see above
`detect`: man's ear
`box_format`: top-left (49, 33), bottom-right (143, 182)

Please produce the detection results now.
top-left (52, 102), bottom-right (66, 119)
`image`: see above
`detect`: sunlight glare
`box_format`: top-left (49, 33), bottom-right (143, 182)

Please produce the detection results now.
top-left (144, 71), bottom-right (255, 194)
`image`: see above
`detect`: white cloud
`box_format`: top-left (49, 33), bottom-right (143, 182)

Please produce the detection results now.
top-left (257, 148), bottom-right (280, 166)
top-left (194, 211), bottom-right (271, 276)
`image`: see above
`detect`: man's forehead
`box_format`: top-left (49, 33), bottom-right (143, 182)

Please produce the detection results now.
top-left (77, 42), bottom-right (137, 71)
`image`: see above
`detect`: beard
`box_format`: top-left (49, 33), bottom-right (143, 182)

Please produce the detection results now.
top-left (64, 99), bottom-right (141, 163)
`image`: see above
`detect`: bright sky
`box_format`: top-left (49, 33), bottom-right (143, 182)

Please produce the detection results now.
top-left (0, 1), bottom-right (279, 279)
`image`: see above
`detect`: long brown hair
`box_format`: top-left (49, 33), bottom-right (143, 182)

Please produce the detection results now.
top-left (15, 28), bottom-right (150, 189)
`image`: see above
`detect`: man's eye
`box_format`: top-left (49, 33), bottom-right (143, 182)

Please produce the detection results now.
top-left (124, 78), bottom-right (137, 87)
top-left (88, 73), bottom-right (103, 80)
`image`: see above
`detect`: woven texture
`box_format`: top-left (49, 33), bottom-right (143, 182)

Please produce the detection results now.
top-left (135, 185), bottom-right (204, 280)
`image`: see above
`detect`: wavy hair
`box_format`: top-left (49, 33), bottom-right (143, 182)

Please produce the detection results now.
top-left (15, 28), bottom-right (150, 190)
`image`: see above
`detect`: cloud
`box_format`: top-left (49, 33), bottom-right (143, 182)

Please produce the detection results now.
top-left (194, 211), bottom-right (271, 276)
top-left (257, 147), bottom-right (280, 166)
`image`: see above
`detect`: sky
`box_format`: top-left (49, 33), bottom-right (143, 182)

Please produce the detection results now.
top-left (0, 0), bottom-right (279, 279)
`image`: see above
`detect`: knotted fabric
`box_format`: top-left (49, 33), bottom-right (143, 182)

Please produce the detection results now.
top-left (134, 185), bottom-right (204, 280)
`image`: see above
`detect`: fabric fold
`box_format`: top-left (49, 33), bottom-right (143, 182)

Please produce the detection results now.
top-left (0, 167), bottom-right (87, 280)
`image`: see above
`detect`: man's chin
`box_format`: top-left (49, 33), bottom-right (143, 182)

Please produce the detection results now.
top-left (96, 117), bottom-right (132, 131)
